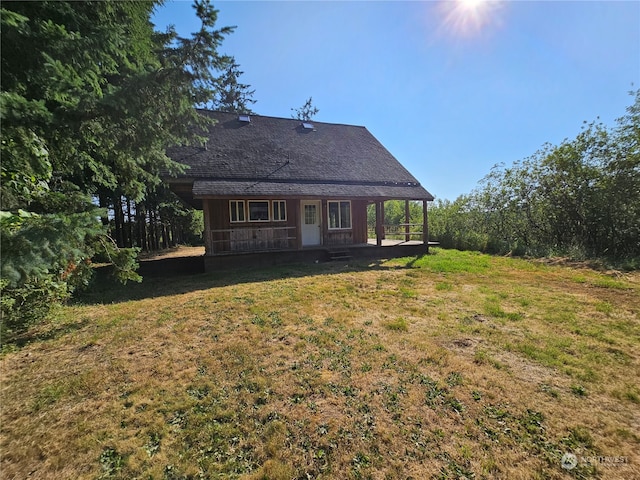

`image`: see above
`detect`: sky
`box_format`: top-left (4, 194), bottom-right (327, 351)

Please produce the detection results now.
top-left (152, 0), bottom-right (640, 201)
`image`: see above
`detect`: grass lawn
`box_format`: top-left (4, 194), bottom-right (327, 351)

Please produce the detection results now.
top-left (1, 249), bottom-right (639, 479)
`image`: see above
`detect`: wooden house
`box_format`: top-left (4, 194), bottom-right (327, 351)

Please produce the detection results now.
top-left (166, 111), bottom-right (434, 267)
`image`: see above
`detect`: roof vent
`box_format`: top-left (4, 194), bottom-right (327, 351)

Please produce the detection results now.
top-left (238, 114), bottom-right (251, 122)
top-left (302, 122), bottom-right (314, 130)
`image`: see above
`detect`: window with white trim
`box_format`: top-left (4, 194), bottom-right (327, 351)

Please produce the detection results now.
top-left (230, 200), bottom-right (246, 223)
top-left (272, 200), bottom-right (287, 222)
top-left (248, 200), bottom-right (270, 222)
top-left (328, 200), bottom-right (351, 229)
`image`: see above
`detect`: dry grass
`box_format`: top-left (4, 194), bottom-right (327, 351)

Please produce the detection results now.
top-left (1, 249), bottom-right (639, 479)
top-left (138, 245), bottom-right (205, 260)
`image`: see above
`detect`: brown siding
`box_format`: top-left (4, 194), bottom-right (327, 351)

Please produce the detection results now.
top-left (205, 199), bottom-right (297, 253)
top-left (324, 199), bottom-right (368, 246)
top-left (205, 197), bottom-right (368, 253)
top-left (351, 200), bottom-right (368, 244)
top-left (326, 231), bottom-right (353, 246)
top-left (286, 200), bottom-right (298, 249)
top-left (208, 199), bottom-right (229, 229)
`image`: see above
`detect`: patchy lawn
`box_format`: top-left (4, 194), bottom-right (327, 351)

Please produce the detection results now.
top-left (1, 249), bottom-right (639, 479)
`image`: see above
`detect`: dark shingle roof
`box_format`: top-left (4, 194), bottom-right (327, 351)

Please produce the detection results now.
top-left (166, 110), bottom-right (433, 201)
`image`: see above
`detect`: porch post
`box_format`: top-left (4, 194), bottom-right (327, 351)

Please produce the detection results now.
top-left (380, 201), bottom-right (385, 240)
top-left (202, 199), bottom-right (211, 255)
top-left (422, 200), bottom-right (429, 252)
top-left (295, 200), bottom-right (303, 250)
top-left (375, 201), bottom-right (383, 247)
top-left (405, 200), bottom-right (411, 242)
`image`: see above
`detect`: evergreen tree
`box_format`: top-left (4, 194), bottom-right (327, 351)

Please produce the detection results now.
top-left (1, 0), bottom-right (235, 339)
top-left (214, 60), bottom-right (256, 113)
top-left (291, 96), bottom-right (319, 121)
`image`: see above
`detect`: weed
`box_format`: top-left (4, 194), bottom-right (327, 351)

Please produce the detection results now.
top-left (570, 384), bottom-right (588, 397)
top-left (561, 426), bottom-right (594, 450)
top-left (268, 311), bottom-right (283, 327)
top-left (539, 383), bottom-right (559, 398)
top-left (595, 301), bottom-right (614, 315)
top-left (144, 432), bottom-right (161, 457)
top-left (383, 317), bottom-right (408, 332)
top-left (435, 281), bottom-right (453, 291)
top-left (592, 277), bottom-right (631, 290)
top-left (98, 447), bottom-right (124, 479)
top-left (446, 372), bottom-right (463, 387)
top-left (484, 297), bottom-right (523, 321)
top-left (31, 383), bottom-right (66, 412)
top-left (399, 287), bottom-right (417, 298)
top-left (473, 349), bottom-right (504, 370)
top-left (612, 384), bottom-right (640, 404)
top-left (446, 397), bottom-right (465, 414)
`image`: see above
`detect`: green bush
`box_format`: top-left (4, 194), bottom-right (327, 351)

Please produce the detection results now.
top-left (0, 277), bottom-right (68, 342)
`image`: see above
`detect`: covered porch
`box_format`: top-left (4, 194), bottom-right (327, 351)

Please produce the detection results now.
top-left (202, 237), bottom-right (435, 272)
top-left (203, 199), bottom-right (430, 256)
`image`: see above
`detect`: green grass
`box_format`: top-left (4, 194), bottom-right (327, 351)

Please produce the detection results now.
top-left (382, 317), bottom-right (409, 332)
top-left (2, 248), bottom-right (639, 479)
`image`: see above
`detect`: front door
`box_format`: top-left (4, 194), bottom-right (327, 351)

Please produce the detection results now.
top-left (301, 201), bottom-right (321, 246)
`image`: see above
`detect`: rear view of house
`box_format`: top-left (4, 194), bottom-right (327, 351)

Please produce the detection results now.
top-left (166, 111), bottom-right (434, 268)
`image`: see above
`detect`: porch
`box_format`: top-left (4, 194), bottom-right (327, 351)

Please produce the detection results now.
top-left (204, 224), bottom-right (428, 255)
top-left (201, 235), bottom-right (435, 272)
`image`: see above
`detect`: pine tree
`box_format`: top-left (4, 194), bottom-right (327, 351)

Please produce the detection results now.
top-left (1, 0), bottom-right (235, 339)
top-left (291, 96), bottom-right (319, 121)
top-left (214, 60), bottom-right (257, 113)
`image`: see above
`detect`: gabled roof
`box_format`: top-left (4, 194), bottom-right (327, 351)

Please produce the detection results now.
top-left (166, 110), bottom-right (434, 203)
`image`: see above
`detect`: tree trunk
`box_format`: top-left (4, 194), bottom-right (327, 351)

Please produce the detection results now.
top-left (127, 198), bottom-right (134, 248)
top-left (113, 195), bottom-right (125, 248)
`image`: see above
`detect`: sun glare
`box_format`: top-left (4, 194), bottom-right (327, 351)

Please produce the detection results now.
top-left (438, 0), bottom-right (503, 38)
top-left (460, 0), bottom-right (486, 10)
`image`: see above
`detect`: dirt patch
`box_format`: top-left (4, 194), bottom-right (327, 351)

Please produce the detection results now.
top-left (445, 336), bottom-right (568, 390)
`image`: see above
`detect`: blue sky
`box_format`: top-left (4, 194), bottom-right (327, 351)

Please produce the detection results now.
top-left (152, 0), bottom-right (639, 201)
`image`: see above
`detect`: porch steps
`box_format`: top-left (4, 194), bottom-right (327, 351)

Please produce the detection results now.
top-left (327, 249), bottom-right (353, 261)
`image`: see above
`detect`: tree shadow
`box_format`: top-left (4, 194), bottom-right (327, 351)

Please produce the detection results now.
top-left (4, 318), bottom-right (91, 350)
top-left (74, 255), bottom-right (423, 306)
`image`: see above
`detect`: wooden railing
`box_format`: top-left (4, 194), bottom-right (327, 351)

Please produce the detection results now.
top-left (367, 223), bottom-right (424, 242)
top-left (206, 226), bottom-right (297, 254)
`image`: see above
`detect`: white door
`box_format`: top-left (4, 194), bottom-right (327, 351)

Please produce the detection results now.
top-left (301, 201), bottom-right (321, 246)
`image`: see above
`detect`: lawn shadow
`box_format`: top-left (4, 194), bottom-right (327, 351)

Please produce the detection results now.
top-left (4, 318), bottom-right (92, 350)
top-left (74, 254), bottom-right (425, 306)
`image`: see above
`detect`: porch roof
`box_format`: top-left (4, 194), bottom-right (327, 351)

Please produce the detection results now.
top-left (193, 179), bottom-right (431, 201)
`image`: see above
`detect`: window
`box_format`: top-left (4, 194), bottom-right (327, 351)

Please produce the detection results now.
top-left (328, 201), bottom-right (351, 229)
top-left (248, 201), bottom-right (270, 221)
top-left (230, 200), bottom-right (245, 223)
top-left (304, 204), bottom-right (316, 225)
top-left (272, 200), bottom-right (287, 222)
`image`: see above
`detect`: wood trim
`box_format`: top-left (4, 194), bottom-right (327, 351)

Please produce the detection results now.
top-left (202, 200), bottom-right (211, 255)
top-left (423, 200), bottom-right (429, 245)
top-left (375, 201), bottom-right (382, 247)
top-left (405, 200), bottom-right (411, 240)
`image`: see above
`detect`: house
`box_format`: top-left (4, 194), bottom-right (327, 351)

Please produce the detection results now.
top-left (166, 111), bottom-right (434, 268)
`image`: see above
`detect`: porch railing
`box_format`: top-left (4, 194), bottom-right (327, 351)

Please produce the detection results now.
top-left (367, 223), bottom-right (424, 242)
top-left (206, 226), bottom-right (297, 254)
